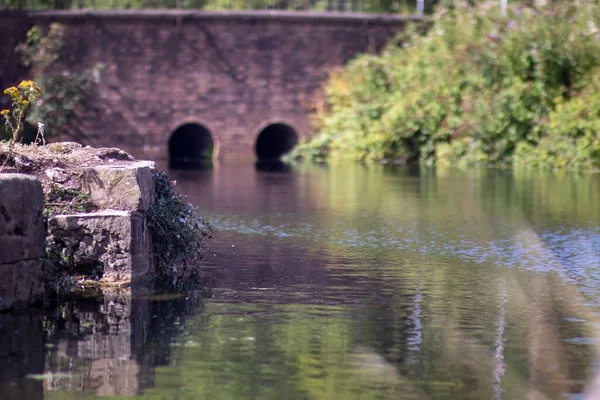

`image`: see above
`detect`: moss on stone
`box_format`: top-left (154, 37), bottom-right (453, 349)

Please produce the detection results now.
top-left (147, 171), bottom-right (212, 279)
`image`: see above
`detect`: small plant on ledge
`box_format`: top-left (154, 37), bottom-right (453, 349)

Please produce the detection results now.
top-left (1, 80), bottom-right (43, 143)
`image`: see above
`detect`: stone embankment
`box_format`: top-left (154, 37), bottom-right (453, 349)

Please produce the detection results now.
top-left (45, 154), bottom-right (157, 283)
top-left (0, 174), bottom-right (45, 310)
top-left (0, 142), bottom-right (170, 309)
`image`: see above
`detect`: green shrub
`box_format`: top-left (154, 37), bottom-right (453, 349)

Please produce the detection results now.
top-left (514, 76), bottom-right (600, 170)
top-left (293, 2), bottom-right (600, 170)
top-left (16, 24), bottom-right (101, 137)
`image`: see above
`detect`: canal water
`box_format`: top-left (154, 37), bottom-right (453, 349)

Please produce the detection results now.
top-left (2, 162), bottom-right (600, 399)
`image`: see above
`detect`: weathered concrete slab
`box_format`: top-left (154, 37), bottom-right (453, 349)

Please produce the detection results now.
top-left (48, 210), bottom-right (154, 283)
top-left (0, 259), bottom-right (44, 311)
top-left (81, 161), bottom-right (156, 212)
top-left (0, 173), bottom-right (45, 265)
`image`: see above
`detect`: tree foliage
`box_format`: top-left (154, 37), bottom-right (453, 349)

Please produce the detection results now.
top-left (294, 2), bottom-right (600, 170)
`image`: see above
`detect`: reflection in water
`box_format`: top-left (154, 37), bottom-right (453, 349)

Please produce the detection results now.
top-left (2, 162), bottom-right (600, 399)
top-left (405, 286), bottom-right (422, 365)
top-left (40, 282), bottom-right (208, 399)
top-left (254, 160), bottom-right (293, 173)
top-left (0, 309), bottom-right (45, 400)
top-left (493, 279), bottom-right (507, 400)
top-left (43, 286), bottom-right (155, 397)
top-left (169, 159), bottom-right (214, 170)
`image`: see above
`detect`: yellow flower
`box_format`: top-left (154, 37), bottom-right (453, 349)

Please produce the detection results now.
top-left (18, 80), bottom-right (34, 90)
top-left (4, 87), bottom-right (17, 96)
top-left (4, 86), bottom-right (24, 102)
top-left (0, 109), bottom-right (9, 118)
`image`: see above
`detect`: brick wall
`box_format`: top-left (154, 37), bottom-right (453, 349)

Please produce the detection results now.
top-left (1, 11), bottom-right (416, 160)
top-left (0, 12), bottom-right (31, 113)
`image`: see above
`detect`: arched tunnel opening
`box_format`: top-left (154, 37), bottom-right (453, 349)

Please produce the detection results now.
top-left (255, 123), bottom-right (298, 161)
top-left (169, 123), bottom-right (214, 169)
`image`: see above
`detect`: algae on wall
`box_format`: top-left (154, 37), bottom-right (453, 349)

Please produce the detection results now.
top-left (147, 171), bottom-right (212, 278)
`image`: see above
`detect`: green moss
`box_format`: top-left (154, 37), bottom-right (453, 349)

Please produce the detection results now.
top-left (42, 241), bottom-right (78, 294)
top-left (45, 184), bottom-right (97, 215)
top-left (147, 171), bottom-right (212, 277)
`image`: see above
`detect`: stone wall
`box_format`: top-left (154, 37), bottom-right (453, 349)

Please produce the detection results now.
top-left (0, 174), bottom-right (45, 310)
top-left (0, 143), bottom-right (175, 286)
top-left (0, 10), bottom-right (416, 160)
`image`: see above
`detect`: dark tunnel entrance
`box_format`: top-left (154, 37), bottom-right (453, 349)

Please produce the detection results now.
top-left (169, 123), bottom-right (214, 168)
top-left (255, 123), bottom-right (298, 161)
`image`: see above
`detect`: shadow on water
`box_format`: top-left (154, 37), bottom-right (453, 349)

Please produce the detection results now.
top-left (254, 160), bottom-right (293, 173)
top-left (168, 159), bottom-right (214, 170)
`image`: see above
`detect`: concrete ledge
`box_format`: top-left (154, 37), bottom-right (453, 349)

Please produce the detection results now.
top-left (48, 210), bottom-right (154, 283)
top-left (0, 174), bottom-right (45, 265)
top-left (81, 161), bottom-right (156, 212)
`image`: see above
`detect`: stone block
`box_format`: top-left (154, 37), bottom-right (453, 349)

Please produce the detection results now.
top-left (48, 211), bottom-right (154, 283)
top-left (0, 263), bottom-right (15, 311)
top-left (14, 259), bottom-right (44, 306)
top-left (0, 173), bottom-right (45, 265)
top-left (81, 161), bottom-right (156, 212)
top-left (0, 259), bottom-right (44, 311)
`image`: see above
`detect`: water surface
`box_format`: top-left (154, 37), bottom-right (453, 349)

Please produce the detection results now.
top-left (2, 163), bottom-right (600, 400)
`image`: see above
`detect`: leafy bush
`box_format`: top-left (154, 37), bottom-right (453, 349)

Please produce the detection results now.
top-left (16, 23), bottom-right (101, 137)
top-left (514, 81), bottom-right (600, 170)
top-left (293, 2), bottom-right (600, 170)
